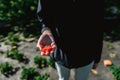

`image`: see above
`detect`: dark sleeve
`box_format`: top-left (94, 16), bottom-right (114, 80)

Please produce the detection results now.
top-left (37, 0), bottom-right (55, 33)
top-left (94, 39), bottom-right (103, 63)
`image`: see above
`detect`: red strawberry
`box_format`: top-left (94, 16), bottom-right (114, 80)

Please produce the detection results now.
top-left (41, 45), bottom-right (53, 56)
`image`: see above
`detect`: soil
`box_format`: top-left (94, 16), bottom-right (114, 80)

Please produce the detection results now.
top-left (0, 39), bottom-right (120, 80)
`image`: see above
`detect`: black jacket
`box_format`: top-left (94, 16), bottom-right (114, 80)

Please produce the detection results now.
top-left (37, 0), bottom-right (104, 68)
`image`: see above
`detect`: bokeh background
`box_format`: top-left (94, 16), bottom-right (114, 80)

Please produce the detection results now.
top-left (0, 0), bottom-right (120, 80)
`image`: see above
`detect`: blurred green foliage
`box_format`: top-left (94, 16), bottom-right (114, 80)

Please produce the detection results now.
top-left (0, 0), bottom-right (120, 39)
top-left (0, 0), bottom-right (41, 37)
top-left (104, 0), bottom-right (120, 41)
top-left (0, 0), bottom-right (37, 22)
top-left (104, 0), bottom-right (120, 17)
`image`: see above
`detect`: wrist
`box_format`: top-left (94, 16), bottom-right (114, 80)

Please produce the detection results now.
top-left (42, 28), bottom-right (51, 34)
top-left (41, 27), bottom-right (51, 33)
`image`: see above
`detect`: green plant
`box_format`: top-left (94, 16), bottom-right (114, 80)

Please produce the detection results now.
top-left (20, 67), bottom-right (36, 80)
top-left (0, 0), bottom-right (41, 37)
top-left (4, 32), bottom-right (20, 46)
top-left (7, 32), bottom-right (18, 40)
top-left (10, 41), bottom-right (18, 46)
top-left (47, 58), bottom-right (55, 68)
top-left (33, 73), bottom-right (49, 80)
top-left (0, 62), bottom-right (13, 75)
top-left (34, 56), bottom-right (48, 68)
top-left (7, 32), bottom-right (19, 42)
top-left (104, 0), bottom-right (120, 17)
top-left (0, 34), bottom-right (4, 39)
top-left (42, 73), bottom-right (50, 80)
top-left (106, 42), bottom-right (114, 49)
top-left (0, 0), bottom-right (37, 22)
top-left (33, 75), bottom-right (42, 80)
top-left (109, 65), bottom-right (120, 80)
top-left (5, 49), bottom-right (24, 62)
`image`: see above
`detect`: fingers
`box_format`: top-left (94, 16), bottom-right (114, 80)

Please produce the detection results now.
top-left (36, 34), bottom-right (47, 50)
top-left (51, 41), bottom-right (56, 48)
top-left (50, 41), bottom-right (56, 53)
top-left (38, 33), bottom-right (55, 46)
top-left (40, 50), bottom-right (49, 56)
top-left (49, 34), bottom-right (55, 43)
top-left (36, 30), bottom-right (56, 56)
top-left (36, 40), bottom-right (42, 50)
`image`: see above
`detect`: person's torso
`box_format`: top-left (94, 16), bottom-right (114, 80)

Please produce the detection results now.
top-left (49, 0), bottom-right (103, 53)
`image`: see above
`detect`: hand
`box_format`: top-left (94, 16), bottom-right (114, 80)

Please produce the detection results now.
top-left (37, 29), bottom-right (56, 55)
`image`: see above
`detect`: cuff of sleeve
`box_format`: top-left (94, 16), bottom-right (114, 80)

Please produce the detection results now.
top-left (41, 24), bottom-right (50, 33)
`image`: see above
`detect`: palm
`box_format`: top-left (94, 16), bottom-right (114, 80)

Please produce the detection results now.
top-left (40, 35), bottom-right (53, 47)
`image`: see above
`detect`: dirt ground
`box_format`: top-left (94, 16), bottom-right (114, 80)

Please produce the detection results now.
top-left (0, 39), bottom-right (120, 80)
